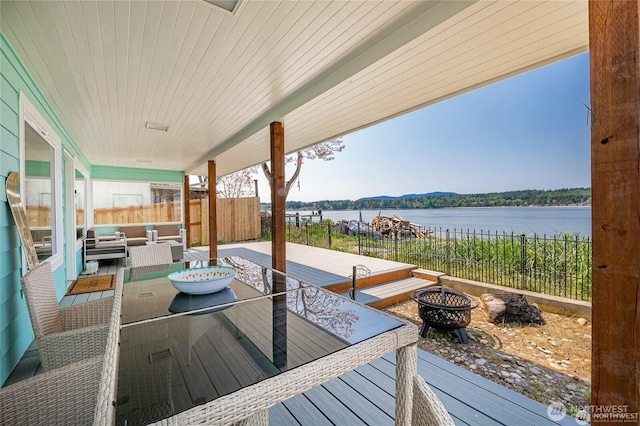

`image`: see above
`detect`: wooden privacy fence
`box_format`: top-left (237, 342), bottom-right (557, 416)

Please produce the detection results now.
top-left (93, 197), bottom-right (260, 244)
top-left (94, 203), bottom-right (181, 224)
top-left (189, 197), bottom-right (261, 245)
top-left (28, 198), bottom-right (261, 244)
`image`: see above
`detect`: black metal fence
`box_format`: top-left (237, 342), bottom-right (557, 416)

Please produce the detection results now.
top-left (280, 221), bottom-right (592, 301)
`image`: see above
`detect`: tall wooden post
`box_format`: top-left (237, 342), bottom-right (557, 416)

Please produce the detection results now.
top-left (590, 0), bottom-right (640, 416)
top-left (183, 175), bottom-right (190, 249)
top-left (208, 160), bottom-right (218, 262)
top-left (270, 121), bottom-right (287, 368)
top-left (270, 121), bottom-right (286, 275)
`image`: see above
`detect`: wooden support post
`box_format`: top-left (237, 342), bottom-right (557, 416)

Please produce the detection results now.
top-left (183, 175), bottom-right (190, 249)
top-left (270, 121), bottom-right (287, 365)
top-left (208, 160), bottom-right (218, 262)
top-left (270, 121), bottom-right (286, 276)
top-left (590, 0), bottom-right (640, 416)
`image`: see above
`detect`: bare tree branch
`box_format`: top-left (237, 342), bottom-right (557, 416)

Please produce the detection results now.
top-left (261, 137), bottom-right (344, 199)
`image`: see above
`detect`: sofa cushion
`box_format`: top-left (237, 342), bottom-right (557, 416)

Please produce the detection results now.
top-left (155, 224), bottom-right (180, 237)
top-left (118, 225), bottom-right (147, 238)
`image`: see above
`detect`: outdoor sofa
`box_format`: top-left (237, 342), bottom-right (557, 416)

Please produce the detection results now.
top-left (117, 224), bottom-right (153, 246)
top-left (84, 228), bottom-right (128, 264)
top-left (152, 223), bottom-right (186, 245)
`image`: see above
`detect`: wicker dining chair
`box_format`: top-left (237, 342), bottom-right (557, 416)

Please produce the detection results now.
top-left (412, 375), bottom-right (455, 426)
top-left (1, 283), bottom-right (122, 426)
top-left (20, 262), bottom-right (113, 371)
top-left (0, 354), bottom-right (104, 425)
top-left (129, 243), bottom-right (173, 267)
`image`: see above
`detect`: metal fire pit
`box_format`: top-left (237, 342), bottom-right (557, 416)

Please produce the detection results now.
top-left (411, 286), bottom-right (478, 343)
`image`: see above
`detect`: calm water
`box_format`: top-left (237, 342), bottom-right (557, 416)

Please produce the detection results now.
top-left (291, 207), bottom-right (592, 237)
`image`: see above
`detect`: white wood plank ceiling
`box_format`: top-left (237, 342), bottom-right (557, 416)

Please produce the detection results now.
top-left (1, 0), bottom-right (588, 178)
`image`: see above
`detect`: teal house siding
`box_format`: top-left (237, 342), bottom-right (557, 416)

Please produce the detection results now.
top-left (0, 32), bottom-right (82, 385)
top-left (0, 33), bottom-right (31, 387)
top-left (92, 165), bottom-right (184, 183)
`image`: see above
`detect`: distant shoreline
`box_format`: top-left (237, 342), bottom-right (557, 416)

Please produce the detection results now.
top-left (279, 188), bottom-right (591, 211)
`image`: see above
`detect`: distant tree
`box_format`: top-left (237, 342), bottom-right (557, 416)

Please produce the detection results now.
top-left (261, 138), bottom-right (345, 199)
top-left (216, 166), bottom-right (258, 198)
top-left (195, 167), bottom-right (259, 199)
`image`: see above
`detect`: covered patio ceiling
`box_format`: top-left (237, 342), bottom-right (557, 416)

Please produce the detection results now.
top-left (0, 0), bottom-right (588, 178)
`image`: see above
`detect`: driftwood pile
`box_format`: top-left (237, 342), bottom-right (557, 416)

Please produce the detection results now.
top-left (371, 214), bottom-right (430, 238)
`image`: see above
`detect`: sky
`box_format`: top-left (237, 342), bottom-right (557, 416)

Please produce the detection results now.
top-left (252, 52), bottom-right (591, 204)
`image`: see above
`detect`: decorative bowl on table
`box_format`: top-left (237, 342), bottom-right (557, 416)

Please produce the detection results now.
top-left (168, 265), bottom-right (237, 295)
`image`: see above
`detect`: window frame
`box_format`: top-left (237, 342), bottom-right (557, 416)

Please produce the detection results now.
top-left (20, 93), bottom-right (63, 272)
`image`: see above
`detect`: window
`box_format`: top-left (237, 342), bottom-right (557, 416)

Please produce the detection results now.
top-left (75, 168), bottom-right (87, 239)
top-left (93, 181), bottom-right (182, 224)
top-left (22, 95), bottom-right (62, 268)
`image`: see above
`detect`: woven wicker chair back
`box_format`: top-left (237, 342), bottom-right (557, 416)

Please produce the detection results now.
top-left (20, 262), bottom-right (63, 337)
top-left (129, 243), bottom-right (173, 267)
top-left (412, 375), bottom-right (455, 426)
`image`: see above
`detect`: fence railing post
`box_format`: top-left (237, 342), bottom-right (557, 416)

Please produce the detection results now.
top-left (445, 229), bottom-right (451, 275)
top-left (328, 222), bottom-right (332, 249)
top-left (358, 222), bottom-right (362, 255)
top-left (394, 232), bottom-right (399, 262)
top-left (520, 233), bottom-right (526, 289)
top-left (305, 223), bottom-right (309, 245)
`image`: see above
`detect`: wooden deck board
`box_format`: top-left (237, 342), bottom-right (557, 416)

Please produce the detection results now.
top-left (279, 391), bottom-right (335, 425)
top-left (269, 402), bottom-right (303, 425)
top-left (218, 246), bottom-right (350, 288)
top-left (218, 241), bottom-right (415, 279)
top-left (336, 369), bottom-right (396, 419)
top-left (303, 383), bottom-right (372, 425)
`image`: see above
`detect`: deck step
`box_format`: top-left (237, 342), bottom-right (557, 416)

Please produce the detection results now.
top-left (323, 265), bottom-right (416, 294)
top-left (411, 268), bottom-right (445, 282)
top-left (341, 277), bottom-right (437, 309)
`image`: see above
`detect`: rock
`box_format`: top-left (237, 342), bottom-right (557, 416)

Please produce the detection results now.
top-left (480, 293), bottom-right (544, 324)
top-left (577, 318), bottom-right (588, 326)
top-left (566, 384), bottom-right (578, 391)
top-left (530, 367), bottom-right (542, 375)
top-left (500, 370), bottom-right (511, 378)
top-left (511, 372), bottom-right (522, 380)
top-left (497, 353), bottom-right (514, 361)
top-left (475, 358), bottom-right (487, 366)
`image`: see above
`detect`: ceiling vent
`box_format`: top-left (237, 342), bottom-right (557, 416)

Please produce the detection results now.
top-left (200, 0), bottom-right (239, 14)
top-left (145, 122), bottom-right (170, 132)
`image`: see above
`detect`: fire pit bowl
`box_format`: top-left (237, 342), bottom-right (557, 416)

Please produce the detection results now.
top-left (411, 286), bottom-right (478, 343)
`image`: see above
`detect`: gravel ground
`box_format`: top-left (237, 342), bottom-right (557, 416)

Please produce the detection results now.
top-left (385, 299), bottom-right (591, 417)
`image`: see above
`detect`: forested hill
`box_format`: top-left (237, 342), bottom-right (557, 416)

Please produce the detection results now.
top-left (284, 188), bottom-right (591, 210)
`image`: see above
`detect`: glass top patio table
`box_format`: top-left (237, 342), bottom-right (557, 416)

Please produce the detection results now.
top-left (116, 265), bottom-right (418, 426)
top-left (120, 256), bottom-right (309, 324)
